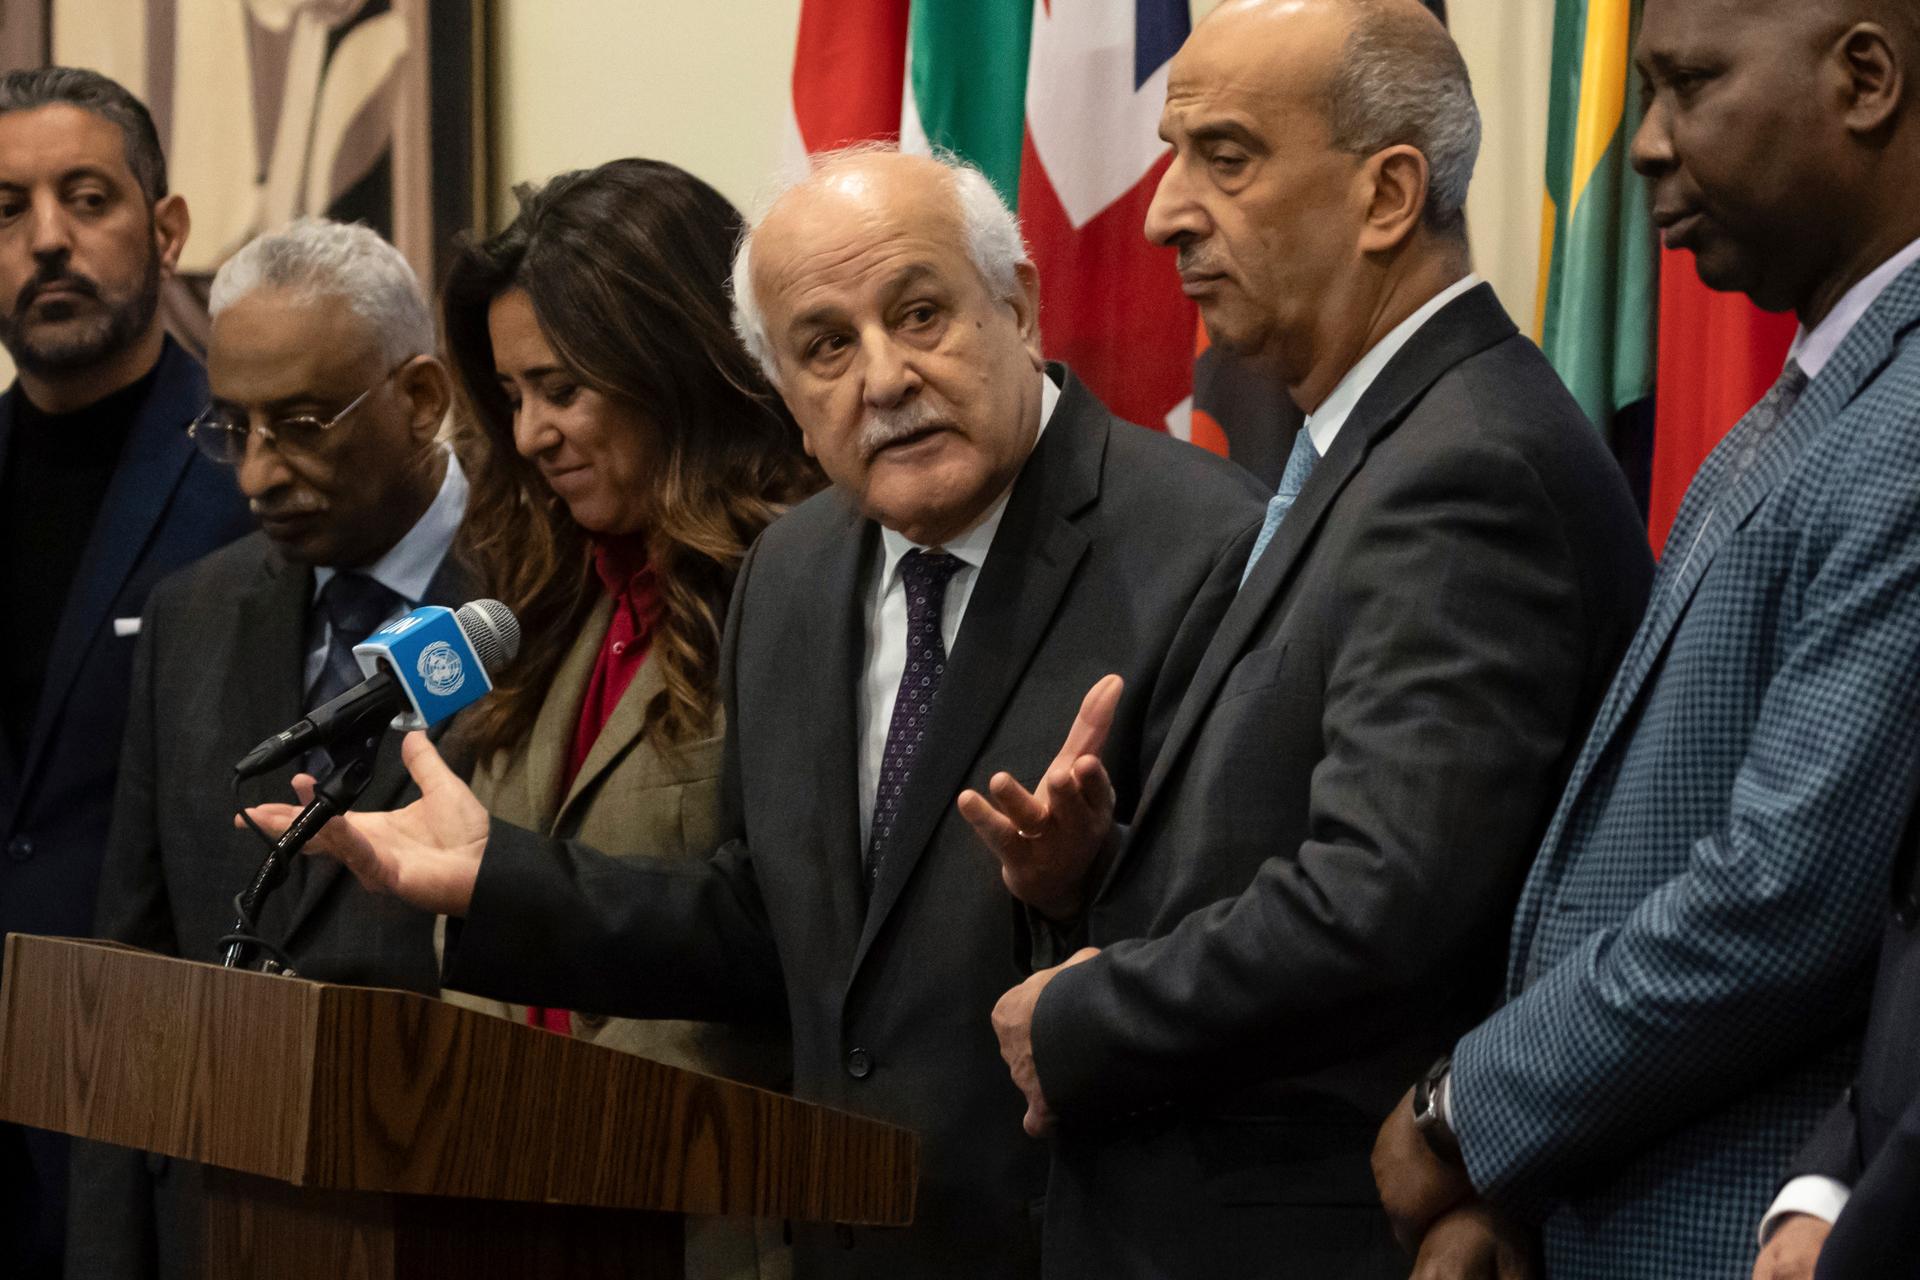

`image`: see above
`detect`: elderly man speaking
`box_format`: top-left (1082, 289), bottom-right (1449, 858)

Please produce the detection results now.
top-left (247, 148), bottom-right (1265, 1279)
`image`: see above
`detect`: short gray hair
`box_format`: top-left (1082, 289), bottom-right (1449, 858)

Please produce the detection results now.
top-left (1325, 0), bottom-right (1480, 237)
top-left (209, 217), bottom-right (434, 366)
top-left (729, 146), bottom-right (1031, 384)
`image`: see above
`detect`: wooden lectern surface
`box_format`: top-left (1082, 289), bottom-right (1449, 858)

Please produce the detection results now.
top-left (0, 934), bottom-right (915, 1227)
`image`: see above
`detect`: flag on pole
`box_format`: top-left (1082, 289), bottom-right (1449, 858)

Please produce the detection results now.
top-left (789, 0), bottom-right (911, 154)
top-left (1535, 0), bottom-right (1658, 434)
top-left (1017, 0), bottom-right (1198, 432)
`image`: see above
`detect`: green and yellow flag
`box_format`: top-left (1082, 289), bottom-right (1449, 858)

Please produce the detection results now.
top-left (1536, 0), bottom-right (1657, 432)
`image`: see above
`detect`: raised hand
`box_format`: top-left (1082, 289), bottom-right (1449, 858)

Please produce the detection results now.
top-left (239, 731), bottom-right (489, 917)
top-left (958, 674), bottom-right (1122, 920)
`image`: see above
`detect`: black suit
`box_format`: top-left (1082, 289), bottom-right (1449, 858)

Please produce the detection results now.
top-left (1793, 828), bottom-right (1920, 1279)
top-left (1027, 286), bottom-right (1655, 1278)
top-left (442, 367), bottom-right (1268, 1278)
top-left (0, 339), bottom-right (253, 1280)
top-left (66, 530), bottom-right (467, 1280)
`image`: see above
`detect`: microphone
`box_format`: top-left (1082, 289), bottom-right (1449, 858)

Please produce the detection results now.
top-left (233, 598), bottom-right (520, 779)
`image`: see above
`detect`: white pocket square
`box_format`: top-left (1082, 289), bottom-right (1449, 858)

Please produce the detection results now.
top-left (113, 617), bottom-right (141, 638)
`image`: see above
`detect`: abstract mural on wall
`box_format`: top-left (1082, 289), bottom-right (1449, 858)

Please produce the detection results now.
top-left (0, 0), bottom-right (481, 364)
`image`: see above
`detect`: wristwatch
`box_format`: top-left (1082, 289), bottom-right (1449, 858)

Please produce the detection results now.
top-left (1411, 1053), bottom-right (1462, 1164)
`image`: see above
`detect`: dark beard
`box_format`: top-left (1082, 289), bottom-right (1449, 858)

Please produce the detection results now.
top-left (0, 245), bottom-right (163, 378)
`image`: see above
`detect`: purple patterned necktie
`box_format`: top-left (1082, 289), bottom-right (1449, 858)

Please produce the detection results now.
top-left (866, 548), bottom-right (964, 894)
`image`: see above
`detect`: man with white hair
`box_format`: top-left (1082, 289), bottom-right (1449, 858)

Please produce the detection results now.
top-left (245, 147), bottom-right (1267, 1278)
top-left (963, 0), bottom-right (1652, 1275)
top-left (68, 216), bottom-right (467, 1280)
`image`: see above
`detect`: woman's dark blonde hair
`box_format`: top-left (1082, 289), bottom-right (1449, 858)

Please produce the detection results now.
top-left (444, 159), bottom-right (819, 759)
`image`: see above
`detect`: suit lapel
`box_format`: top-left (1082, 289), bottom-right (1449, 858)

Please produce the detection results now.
top-left (1507, 266), bottom-right (1920, 976)
top-left (280, 550), bottom-right (474, 948)
top-left (555, 619), bottom-right (666, 835)
top-left (850, 370), bottom-right (1102, 974)
top-left (1121, 286), bottom-right (1518, 860)
top-left (530, 595), bottom-right (608, 834)
top-left (224, 549), bottom-right (315, 940)
top-left (21, 341), bottom-right (206, 790)
top-left (807, 499), bottom-right (876, 954)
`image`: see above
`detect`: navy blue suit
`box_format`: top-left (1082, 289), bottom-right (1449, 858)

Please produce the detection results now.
top-left (0, 338), bottom-right (253, 1277)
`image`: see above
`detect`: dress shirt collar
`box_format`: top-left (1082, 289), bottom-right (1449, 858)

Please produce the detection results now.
top-left (1301, 273), bottom-right (1483, 456)
top-left (313, 446), bottom-right (468, 604)
top-left (875, 366), bottom-right (1061, 579)
top-left (1787, 235), bottom-right (1920, 379)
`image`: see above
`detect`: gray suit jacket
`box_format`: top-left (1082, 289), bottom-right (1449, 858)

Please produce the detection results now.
top-left (66, 531), bottom-right (467, 1280)
top-left (443, 366), bottom-right (1268, 1279)
top-left (1029, 286), bottom-right (1654, 1279)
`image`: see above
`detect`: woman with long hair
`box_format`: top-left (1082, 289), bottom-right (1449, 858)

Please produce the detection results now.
top-left (441, 158), bottom-right (819, 1279)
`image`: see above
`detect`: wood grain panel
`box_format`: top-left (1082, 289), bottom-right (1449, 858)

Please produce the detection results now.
top-left (0, 935), bottom-right (917, 1226)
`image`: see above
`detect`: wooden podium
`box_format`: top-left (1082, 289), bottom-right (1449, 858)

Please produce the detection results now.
top-left (0, 934), bottom-right (917, 1279)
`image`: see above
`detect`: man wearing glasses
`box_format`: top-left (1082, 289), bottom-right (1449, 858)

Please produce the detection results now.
top-left (66, 216), bottom-right (466, 1280)
top-left (0, 67), bottom-right (254, 1279)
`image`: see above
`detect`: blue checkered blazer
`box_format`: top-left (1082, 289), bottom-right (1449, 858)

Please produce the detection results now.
top-left (1450, 261), bottom-right (1920, 1279)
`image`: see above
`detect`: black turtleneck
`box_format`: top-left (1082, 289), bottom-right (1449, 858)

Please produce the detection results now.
top-left (0, 365), bottom-right (161, 758)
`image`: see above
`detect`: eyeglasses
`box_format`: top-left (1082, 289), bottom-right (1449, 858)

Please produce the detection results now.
top-left (189, 363), bottom-right (407, 465)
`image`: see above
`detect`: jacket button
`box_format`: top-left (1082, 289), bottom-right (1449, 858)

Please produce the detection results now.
top-left (845, 1048), bottom-right (873, 1079)
top-left (6, 836), bottom-right (33, 862)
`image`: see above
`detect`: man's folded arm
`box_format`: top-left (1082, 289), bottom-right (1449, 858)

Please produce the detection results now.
top-left (443, 823), bottom-right (787, 1024)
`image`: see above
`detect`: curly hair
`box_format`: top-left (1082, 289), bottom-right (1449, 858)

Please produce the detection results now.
top-left (444, 159), bottom-right (820, 761)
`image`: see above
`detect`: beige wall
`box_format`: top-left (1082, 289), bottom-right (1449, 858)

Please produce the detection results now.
top-left (492, 0), bottom-right (1550, 322)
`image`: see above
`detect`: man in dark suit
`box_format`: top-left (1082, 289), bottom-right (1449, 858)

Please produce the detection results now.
top-left (1749, 830), bottom-right (1920, 1280)
top-left (965, 2), bottom-right (1652, 1276)
top-left (246, 148), bottom-right (1266, 1279)
top-left (1368, 2), bottom-right (1920, 1276)
top-left (0, 67), bottom-right (253, 1279)
top-left (65, 217), bottom-right (466, 1280)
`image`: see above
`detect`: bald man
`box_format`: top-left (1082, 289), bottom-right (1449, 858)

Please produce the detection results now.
top-left (964, 1), bottom-right (1651, 1276)
top-left (248, 149), bottom-right (1267, 1279)
top-left (1361, 2), bottom-right (1920, 1277)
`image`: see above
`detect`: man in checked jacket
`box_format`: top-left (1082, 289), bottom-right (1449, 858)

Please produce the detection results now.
top-left (1371, 1), bottom-right (1920, 1276)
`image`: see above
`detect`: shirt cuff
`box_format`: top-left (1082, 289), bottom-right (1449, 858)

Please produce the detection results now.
top-left (1759, 1176), bottom-right (1851, 1245)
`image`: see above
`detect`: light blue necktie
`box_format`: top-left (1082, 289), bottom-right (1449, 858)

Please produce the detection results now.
top-left (1241, 426), bottom-right (1321, 585)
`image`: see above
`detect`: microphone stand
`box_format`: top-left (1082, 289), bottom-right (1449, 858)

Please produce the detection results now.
top-left (221, 742), bottom-right (378, 972)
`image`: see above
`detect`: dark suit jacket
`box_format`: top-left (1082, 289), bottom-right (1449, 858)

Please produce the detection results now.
top-left (1028, 286), bottom-right (1654, 1279)
top-left (65, 530), bottom-right (467, 1280)
top-left (0, 339), bottom-right (252, 1280)
top-left (442, 366), bottom-right (1268, 1279)
top-left (1796, 830), bottom-right (1920, 1279)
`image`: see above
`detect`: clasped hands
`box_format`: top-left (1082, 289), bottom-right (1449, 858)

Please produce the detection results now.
top-left (237, 729), bottom-right (490, 917)
top-left (1373, 1087), bottom-right (1540, 1277)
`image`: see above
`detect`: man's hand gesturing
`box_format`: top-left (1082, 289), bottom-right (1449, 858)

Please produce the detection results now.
top-left (240, 730), bottom-right (490, 917)
top-left (958, 674), bottom-right (1122, 921)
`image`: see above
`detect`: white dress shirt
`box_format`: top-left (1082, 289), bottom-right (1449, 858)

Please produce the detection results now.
top-left (304, 448), bottom-right (470, 691)
top-left (1297, 273), bottom-right (1483, 459)
top-left (857, 371), bottom-right (1061, 844)
top-left (1757, 233), bottom-right (1920, 1245)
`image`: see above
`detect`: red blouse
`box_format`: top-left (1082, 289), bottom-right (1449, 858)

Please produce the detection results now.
top-left (530, 539), bottom-right (660, 1037)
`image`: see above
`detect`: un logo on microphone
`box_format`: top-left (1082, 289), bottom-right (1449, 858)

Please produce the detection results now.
top-left (417, 641), bottom-right (466, 697)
